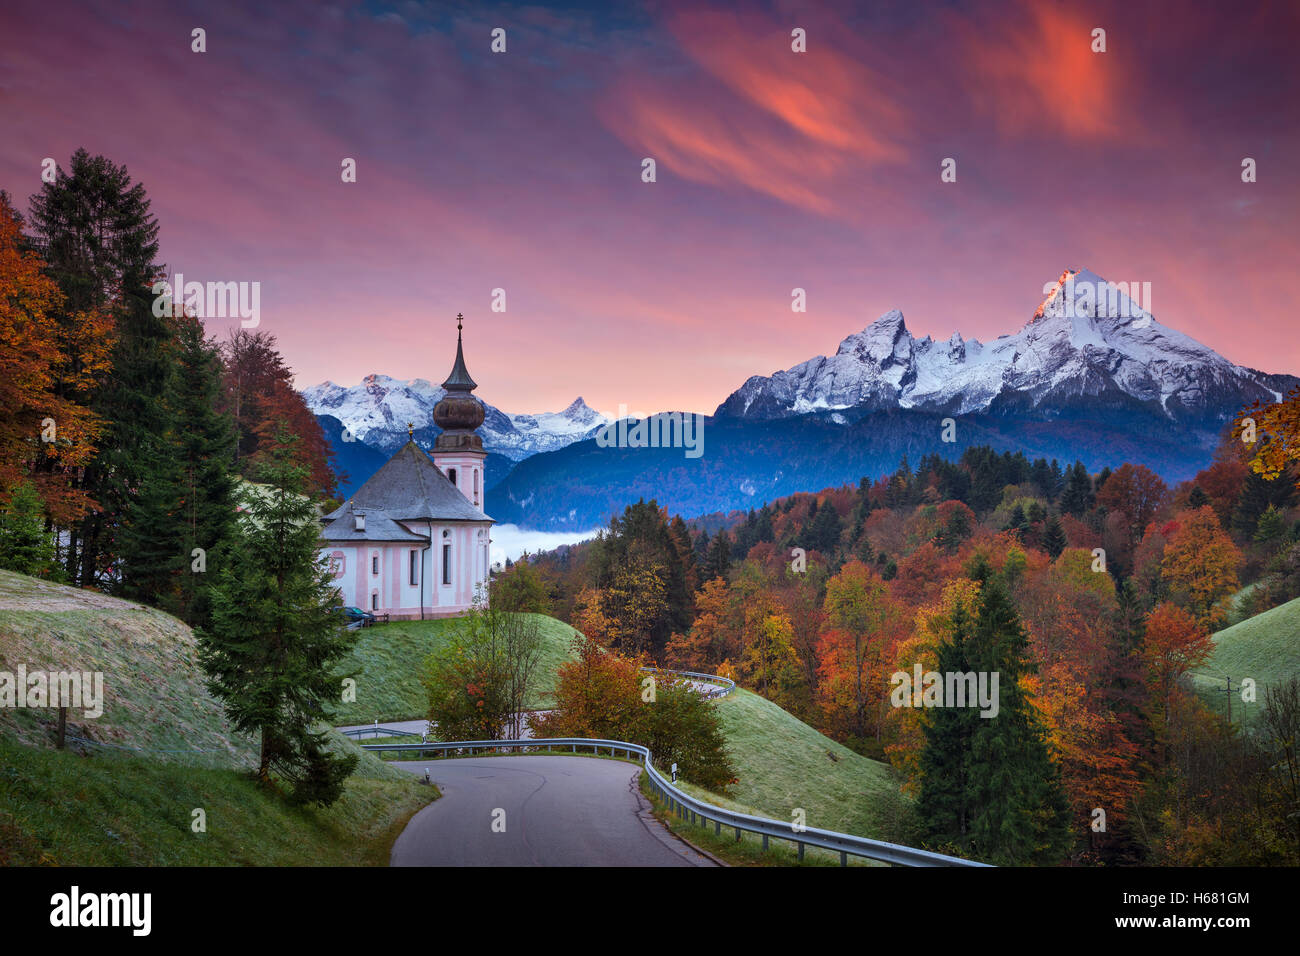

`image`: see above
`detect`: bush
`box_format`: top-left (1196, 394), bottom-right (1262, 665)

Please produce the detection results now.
top-left (528, 636), bottom-right (735, 792)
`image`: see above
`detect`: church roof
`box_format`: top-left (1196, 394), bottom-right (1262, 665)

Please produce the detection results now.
top-left (320, 500), bottom-right (428, 542)
top-left (323, 441), bottom-right (492, 524)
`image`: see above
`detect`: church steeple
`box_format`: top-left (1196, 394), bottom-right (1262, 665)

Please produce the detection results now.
top-left (441, 313), bottom-right (477, 390)
top-left (433, 313), bottom-right (485, 455)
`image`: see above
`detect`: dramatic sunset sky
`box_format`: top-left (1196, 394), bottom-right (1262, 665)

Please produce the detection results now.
top-left (2, 0), bottom-right (1297, 416)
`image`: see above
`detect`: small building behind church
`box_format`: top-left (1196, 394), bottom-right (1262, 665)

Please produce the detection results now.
top-left (318, 320), bottom-right (493, 618)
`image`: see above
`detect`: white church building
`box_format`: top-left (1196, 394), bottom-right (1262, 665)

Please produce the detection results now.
top-left (318, 317), bottom-right (493, 618)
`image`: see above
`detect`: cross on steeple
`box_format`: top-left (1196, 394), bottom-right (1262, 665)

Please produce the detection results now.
top-left (407, 421), bottom-right (414, 440)
top-left (456, 312), bottom-right (463, 332)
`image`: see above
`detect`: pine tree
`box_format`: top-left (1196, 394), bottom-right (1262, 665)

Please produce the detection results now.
top-left (166, 316), bottom-right (237, 627)
top-left (702, 529), bottom-right (732, 584)
top-left (0, 481), bottom-right (59, 577)
top-left (803, 498), bottom-right (843, 555)
top-left (1042, 515), bottom-right (1067, 559)
top-left (201, 425), bottom-right (357, 806)
top-left (917, 567), bottom-right (1071, 864)
top-left (918, 601), bottom-right (980, 843)
top-left (117, 316), bottom-right (237, 626)
top-left (963, 575), bottom-right (1071, 864)
top-left (1059, 462), bottom-right (1093, 517)
top-left (1187, 485), bottom-right (1210, 510)
top-left (1004, 503), bottom-right (1028, 539)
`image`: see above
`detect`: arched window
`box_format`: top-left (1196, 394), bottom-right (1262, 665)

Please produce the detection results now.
top-left (447, 467), bottom-right (458, 487)
top-left (442, 530), bottom-right (452, 585)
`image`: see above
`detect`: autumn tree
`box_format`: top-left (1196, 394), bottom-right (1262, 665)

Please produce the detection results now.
top-left (816, 560), bottom-right (905, 745)
top-left (221, 329), bottom-right (337, 498)
top-left (1237, 385), bottom-right (1300, 491)
top-left (1160, 506), bottom-right (1241, 630)
top-left (0, 192), bottom-right (107, 523)
top-left (1142, 602), bottom-right (1215, 741)
top-left (1097, 463), bottom-right (1170, 545)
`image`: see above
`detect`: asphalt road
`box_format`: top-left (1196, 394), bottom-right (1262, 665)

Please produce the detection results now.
top-left (389, 755), bottom-right (718, 866)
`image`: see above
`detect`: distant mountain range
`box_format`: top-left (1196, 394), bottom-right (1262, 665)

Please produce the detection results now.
top-left (303, 375), bottom-right (609, 459)
top-left (306, 270), bottom-right (1297, 526)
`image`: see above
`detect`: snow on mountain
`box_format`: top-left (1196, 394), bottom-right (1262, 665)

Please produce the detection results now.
top-left (716, 269), bottom-right (1290, 422)
top-left (301, 375), bottom-right (610, 460)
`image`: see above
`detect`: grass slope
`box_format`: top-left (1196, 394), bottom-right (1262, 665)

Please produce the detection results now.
top-left (332, 613), bottom-right (581, 724)
top-left (1192, 595), bottom-right (1300, 725)
top-left (0, 570), bottom-right (431, 866)
top-left (675, 689), bottom-right (913, 845)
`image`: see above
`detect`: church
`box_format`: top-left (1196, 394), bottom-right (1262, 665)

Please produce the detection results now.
top-left (318, 317), bottom-right (494, 619)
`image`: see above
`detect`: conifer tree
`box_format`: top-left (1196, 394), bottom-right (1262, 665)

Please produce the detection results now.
top-left (702, 529), bottom-right (732, 584)
top-left (201, 424), bottom-right (357, 806)
top-left (917, 566), bottom-right (1071, 864)
top-left (1059, 462), bottom-right (1093, 517)
top-left (166, 316), bottom-right (237, 627)
top-left (0, 481), bottom-right (59, 577)
top-left (1042, 515), bottom-right (1067, 560)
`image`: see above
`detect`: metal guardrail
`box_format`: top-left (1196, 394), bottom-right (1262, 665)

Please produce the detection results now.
top-left (638, 667), bottom-right (736, 699)
top-left (361, 736), bottom-right (988, 867)
top-left (340, 726), bottom-right (423, 740)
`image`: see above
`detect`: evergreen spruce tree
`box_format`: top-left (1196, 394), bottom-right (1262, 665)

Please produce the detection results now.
top-left (804, 498), bottom-right (843, 555)
top-left (167, 316), bottom-right (237, 628)
top-left (1059, 462), bottom-right (1094, 517)
top-left (1004, 503), bottom-right (1028, 539)
top-left (0, 481), bottom-right (59, 577)
top-left (1187, 485), bottom-right (1210, 510)
top-left (917, 566), bottom-right (1071, 864)
top-left (702, 529), bottom-right (732, 583)
top-left (1232, 470), bottom-right (1297, 537)
top-left (917, 601), bottom-right (980, 843)
top-left (1042, 515), bottom-right (1067, 560)
top-left (117, 316), bottom-right (237, 626)
top-left (201, 424), bottom-right (357, 806)
top-left (963, 573), bottom-right (1071, 864)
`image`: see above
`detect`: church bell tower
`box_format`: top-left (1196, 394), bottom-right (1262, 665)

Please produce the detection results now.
top-left (432, 313), bottom-right (487, 508)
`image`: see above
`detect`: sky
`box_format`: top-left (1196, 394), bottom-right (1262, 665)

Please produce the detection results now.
top-left (1, 0), bottom-right (1297, 417)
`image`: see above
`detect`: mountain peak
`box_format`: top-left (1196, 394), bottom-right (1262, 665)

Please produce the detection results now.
top-left (837, 309), bottom-right (912, 364)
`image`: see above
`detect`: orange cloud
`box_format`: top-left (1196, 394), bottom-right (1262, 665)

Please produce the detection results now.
top-left (599, 7), bottom-right (909, 216)
top-left (962, 1), bottom-right (1127, 138)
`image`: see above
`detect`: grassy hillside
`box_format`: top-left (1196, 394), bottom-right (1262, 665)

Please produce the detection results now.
top-left (1191, 595), bottom-right (1300, 726)
top-left (674, 689), bottom-right (914, 844)
top-left (332, 613), bottom-right (582, 724)
top-left (0, 570), bottom-right (432, 866)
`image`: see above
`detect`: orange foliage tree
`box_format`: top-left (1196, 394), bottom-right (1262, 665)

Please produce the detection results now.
top-left (816, 560), bottom-right (906, 743)
top-left (0, 194), bottom-right (109, 521)
top-left (1142, 602), bottom-right (1215, 735)
top-left (1160, 506), bottom-right (1241, 630)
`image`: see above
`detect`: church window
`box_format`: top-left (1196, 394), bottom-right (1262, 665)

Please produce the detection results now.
top-left (442, 543), bottom-right (452, 585)
top-left (409, 550), bottom-right (419, 585)
top-left (372, 554), bottom-right (379, 574)
top-left (371, 593), bottom-right (379, 611)
top-left (448, 467), bottom-right (457, 486)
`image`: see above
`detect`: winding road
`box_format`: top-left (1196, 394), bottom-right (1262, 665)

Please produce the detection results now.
top-left (389, 755), bottom-right (718, 867)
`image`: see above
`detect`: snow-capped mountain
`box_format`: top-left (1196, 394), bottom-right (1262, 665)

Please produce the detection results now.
top-left (301, 375), bottom-right (610, 460)
top-left (716, 269), bottom-right (1292, 423)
